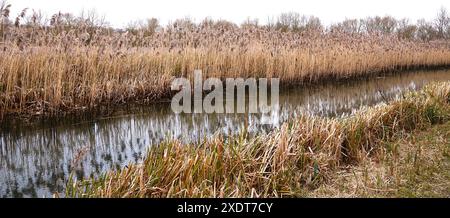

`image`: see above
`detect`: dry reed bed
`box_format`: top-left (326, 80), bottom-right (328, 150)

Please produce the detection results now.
top-left (66, 82), bottom-right (450, 198)
top-left (1, 38), bottom-right (450, 119)
top-left (2, 6), bottom-right (450, 119)
top-left (2, 20), bottom-right (450, 119)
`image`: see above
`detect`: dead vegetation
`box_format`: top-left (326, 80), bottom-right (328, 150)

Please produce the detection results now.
top-left (1, 2), bottom-right (450, 120)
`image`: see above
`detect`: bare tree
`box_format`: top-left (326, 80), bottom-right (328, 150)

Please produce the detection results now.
top-left (362, 16), bottom-right (397, 34)
top-left (304, 16), bottom-right (323, 33)
top-left (145, 18), bottom-right (159, 35)
top-left (276, 12), bottom-right (299, 32)
top-left (241, 17), bottom-right (259, 29)
top-left (417, 18), bottom-right (437, 41)
top-left (434, 6), bottom-right (449, 39)
top-left (396, 18), bottom-right (417, 40)
top-left (275, 12), bottom-right (323, 33)
top-left (330, 18), bottom-right (363, 34)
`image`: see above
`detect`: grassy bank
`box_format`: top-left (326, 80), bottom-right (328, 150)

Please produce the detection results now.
top-left (66, 82), bottom-right (449, 198)
top-left (310, 121), bottom-right (450, 197)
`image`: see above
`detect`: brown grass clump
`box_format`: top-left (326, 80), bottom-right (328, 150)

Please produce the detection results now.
top-left (66, 82), bottom-right (449, 198)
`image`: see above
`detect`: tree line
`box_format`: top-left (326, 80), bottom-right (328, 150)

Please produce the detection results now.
top-left (1, 0), bottom-right (449, 42)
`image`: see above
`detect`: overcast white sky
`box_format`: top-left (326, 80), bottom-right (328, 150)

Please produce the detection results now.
top-left (8, 0), bottom-right (450, 27)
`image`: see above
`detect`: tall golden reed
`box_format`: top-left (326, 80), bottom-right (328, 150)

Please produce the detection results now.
top-left (1, 16), bottom-right (450, 119)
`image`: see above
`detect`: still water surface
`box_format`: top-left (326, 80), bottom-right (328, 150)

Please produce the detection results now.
top-left (0, 70), bottom-right (449, 197)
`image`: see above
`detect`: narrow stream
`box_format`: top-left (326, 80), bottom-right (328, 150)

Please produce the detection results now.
top-left (0, 69), bottom-right (449, 197)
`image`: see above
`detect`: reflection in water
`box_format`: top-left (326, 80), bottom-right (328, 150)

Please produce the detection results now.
top-left (0, 70), bottom-right (449, 197)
